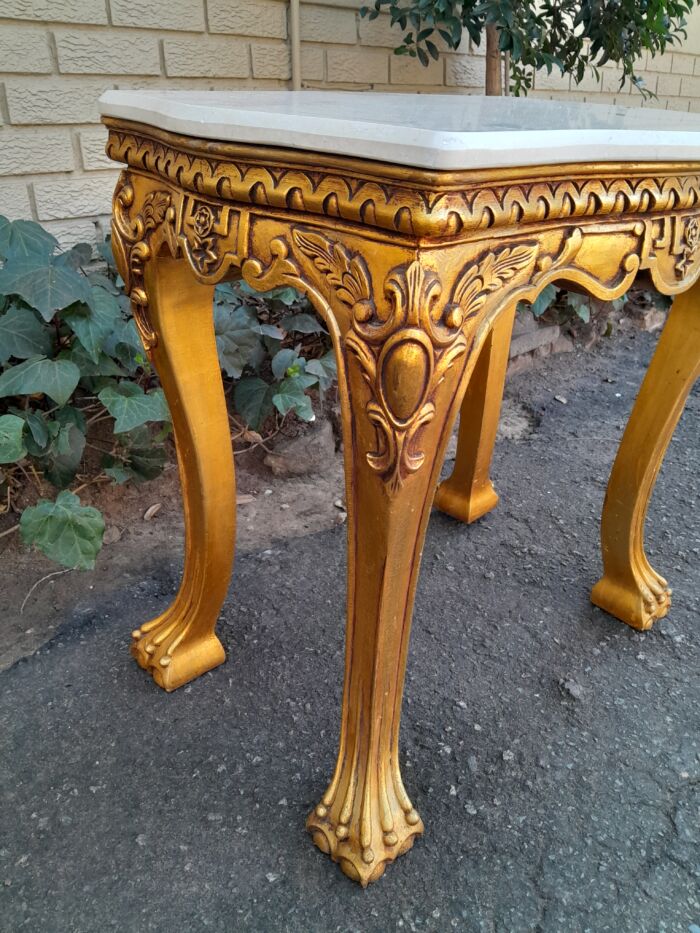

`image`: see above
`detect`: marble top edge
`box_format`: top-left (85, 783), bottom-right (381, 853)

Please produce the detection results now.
top-left (99, 89), bottom-right (700, 171)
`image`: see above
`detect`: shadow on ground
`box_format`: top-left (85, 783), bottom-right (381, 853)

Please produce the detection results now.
top-left (1, 330), bottom-right (699, 933)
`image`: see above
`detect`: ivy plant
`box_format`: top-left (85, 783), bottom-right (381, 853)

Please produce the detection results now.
top-left (0, 216), bottom-right (335, 571)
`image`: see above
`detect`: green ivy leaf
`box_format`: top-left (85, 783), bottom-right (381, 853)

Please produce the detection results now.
top-left (60, 343), bottom-right (126, 379)
top-left (63, 286), bottom-right (121, 363)
top-left (566, 293), bottom-right (591, 323)
top-left (0, 304), bottom-right (51, 362)
top-left (0, 255), bottom-right (91, 321)
top-left (234, 376), bottom-right (274, 430)
top-left (103, 461), bottom-right (134, 484)
top-left (280, 313), bottom-right (326, 334)
top-left (54, 242), bottom-right (92, 270)
top-left (42, 421), bottom-right (86, 488)
top-left (272, 376), bottom-right (315, 422)
top-left (271, 348), bottom-right (299, 380)
top-left (0, 413), bottom-right (27, 463)
top-left (214, 305), bottom-right (264, 378)
top-left (103, 440), bottom-right (166, 484)
top-left (0, 356), bottom-right (81, 407)
top-left (20, 490), bottom-right (104, 570)
top-left (98, 382), bottom-right (170, 433)
top-left (530, 284), bottom-right (558, 318)
top-left (0, 216), bottom-right (10, 260)
top-left (0, 219), bottom-right (59, 261)
top-left (24, 411), bottom-right (49, 452)
top-left (305, 351), bottom-right (337, 391)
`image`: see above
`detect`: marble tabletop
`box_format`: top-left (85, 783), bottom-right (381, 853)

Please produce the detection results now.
top-left (99, 89), bottom-right (700, 171)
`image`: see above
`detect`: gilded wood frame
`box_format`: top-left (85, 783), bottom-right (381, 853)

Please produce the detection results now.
top-left (105, 117), bottom-right (700, 885)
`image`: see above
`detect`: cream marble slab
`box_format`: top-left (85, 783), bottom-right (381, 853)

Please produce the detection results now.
top-left (99, 89), bottom-right (700, 171)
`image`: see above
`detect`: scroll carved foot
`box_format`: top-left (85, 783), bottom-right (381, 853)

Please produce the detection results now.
top-left (591, 280), bottom-right (700, 629)
top-left (307, 771), bottom-right (424, 886)
top-left (131, 615), bottom-right (226, 691)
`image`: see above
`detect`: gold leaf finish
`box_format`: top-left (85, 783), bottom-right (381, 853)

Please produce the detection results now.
top-left (105, 119), bottom-right (700, 885)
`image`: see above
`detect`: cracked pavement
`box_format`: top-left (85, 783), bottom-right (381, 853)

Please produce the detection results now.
top-left (1, 329), bottom-right (699, 932)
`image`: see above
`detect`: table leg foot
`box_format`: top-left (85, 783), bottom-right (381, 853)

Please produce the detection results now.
top-left (434, 305), bottom-right (514, 524)
top-left (591, 570), bottom-right (671, 631)
top-left (434, 478), bottom-right (499, 524)
top-left (125, 253), bottom-right (236, 690)
top-left (131, 625), bottom-right (226, 692)
top-left (590, 281), bottom-right (700, 629)
top-left (307, 790), bottom-right (424, 887)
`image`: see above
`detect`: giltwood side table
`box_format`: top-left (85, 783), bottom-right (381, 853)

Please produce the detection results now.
top-left (99, 90), bottom-right (700, 886)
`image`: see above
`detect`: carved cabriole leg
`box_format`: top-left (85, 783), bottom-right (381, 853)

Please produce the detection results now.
top-left (305, 274), bottom-right (473, 886)
top-left (591, 279), bottom-right (700, 629)
top-left (434, 302), bottom-right (516, 523)
top-left (130, 254), bottom-right (235, 690)
top-left (242, 228), bottom-right (545, 886)
top-left (109, 172), bottom-right (236, 691)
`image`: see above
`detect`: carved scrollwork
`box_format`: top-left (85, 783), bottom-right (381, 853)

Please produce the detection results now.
top-left (111, 171), bottom-right (178, 351)
top-left (105, 122), bottom-right (700, 240)
top-left (289, 230), bottom-right (543, 493)
top-left (675, 216), bottom-right (700, 278)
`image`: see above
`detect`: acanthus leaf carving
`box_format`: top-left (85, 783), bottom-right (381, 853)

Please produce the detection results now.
top-left (290, 230), bottom-right (545, 494)
top-left (111, 172), bottom-right (178, 351)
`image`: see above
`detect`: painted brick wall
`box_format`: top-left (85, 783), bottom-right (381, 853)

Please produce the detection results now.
top-left (1, 0), bottom-right (700, 246)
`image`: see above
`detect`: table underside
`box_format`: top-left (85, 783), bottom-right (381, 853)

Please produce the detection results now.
top-left (105, 117), bottom-right (700, 885)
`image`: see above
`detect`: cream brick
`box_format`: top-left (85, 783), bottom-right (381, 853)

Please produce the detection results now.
top-left (642, 95), bottom-right (669, 110)
top-left (209, 0), bottom-right (287, 39)
top-left (301, 5), bottom-right (357, 44)
top-left (632, 72), bottom-right (658, 95)
top-left (390, 54), bottom-right (442, 86)
top-left (445, 54), bottom-right (485, 89)
top-left (0, 0), bottom-right (107, 23)
top-left (666, 97), bottom-right (691, 112)
top-left (78, 127), bottom-right (113, 171)
top-left (0, 27), bottom-right (51, 74)
top-left (251, 42), bottom-right (291, 79)
top-left (589, 92), bottom-right (618, 105)
top-left (535, 68), bottom-right (570, 92)
top-left (358, 12), bottom-right (403, 48)
top-left (6, 79), bottom-right (107, 124)
top-left (656, 73), bottom-right (681, 96)
top-left (34, 174), bottom-right (117, 220)
top-left (301, 44), bottom-right (324, 80)
top-left (327, 47), bottom-right (387, 84)
top-left (645, 52), bottom-right (672, 72)
top-left (43, 216), bottom-right (108, 250)
top-left (110, 0), bottom-right (205, 31)
top-left (620, 94), bottom-right (644, 108)
top-left (671, 53), bottom-right (694, 75)
top-left (0, 180), bottom-right (32, 219)
top-left (55, 31), bottom-right (161, 75)
top-left (601, 68), bottom-right (630, 94)
top-left (681, 74), bottom-right (700, 96)
top-left (359, 13), bottom-right (451, 53)
top-left (0, 129), bottom-right (74, 176)
top-left (574, 68), bottom-right (602, 92)
top-left (163, 37), bottom-right (250, 78)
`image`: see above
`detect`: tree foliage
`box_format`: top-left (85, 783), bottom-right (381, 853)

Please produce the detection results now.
top-left (360, 0), bottom-right (699, 94)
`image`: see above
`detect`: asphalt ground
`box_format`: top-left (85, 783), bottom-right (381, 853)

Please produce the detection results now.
top-left (1, 328), bottom-right (698, 933)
